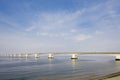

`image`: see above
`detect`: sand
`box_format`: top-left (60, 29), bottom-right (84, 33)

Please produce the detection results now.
top-left (94, 71), bottom-right (120, 80)
top-left (104, 76), bottom-right (120, 80)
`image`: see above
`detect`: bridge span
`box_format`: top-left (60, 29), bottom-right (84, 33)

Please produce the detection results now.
top-left (1, 52), bottom-right (120, 60)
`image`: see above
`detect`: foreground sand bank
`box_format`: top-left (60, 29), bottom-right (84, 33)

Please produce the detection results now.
top-left (104, 76), bottom-right (120, 80)
top-left (95, 71), bottom-right (120, 80)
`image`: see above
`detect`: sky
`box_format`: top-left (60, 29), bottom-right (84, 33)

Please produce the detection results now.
top-left (0, 0), bottom-right (120, 53)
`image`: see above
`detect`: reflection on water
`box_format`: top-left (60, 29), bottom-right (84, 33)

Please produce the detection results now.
top-left (71, 59), bottom-right (77, 71)
top-left (0, 56), bottom-right (120, 80)
top-left (34, 57), bottom-right (39, 60)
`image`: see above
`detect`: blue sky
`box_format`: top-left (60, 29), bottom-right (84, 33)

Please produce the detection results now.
top-left (0, 0), bottom-right (120, 53)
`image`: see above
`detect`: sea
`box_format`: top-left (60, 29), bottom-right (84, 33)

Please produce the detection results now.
top-left (0, 54), bottom-right (120, 80)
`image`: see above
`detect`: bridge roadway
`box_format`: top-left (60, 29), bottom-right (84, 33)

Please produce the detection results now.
top-left (1, 52), bottom-right (120, 60)
top-left (36, 52), bottom-right (120, 54)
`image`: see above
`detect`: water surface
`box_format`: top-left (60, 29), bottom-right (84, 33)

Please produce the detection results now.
top-left (0, 55), bottom-right (120, 80)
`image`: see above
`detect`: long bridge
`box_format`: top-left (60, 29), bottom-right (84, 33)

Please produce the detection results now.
top-left (1, 52), bottom-right (120, 60)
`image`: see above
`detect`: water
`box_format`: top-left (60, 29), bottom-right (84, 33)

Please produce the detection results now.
top-left (0, 55), bottom-right (120, 80)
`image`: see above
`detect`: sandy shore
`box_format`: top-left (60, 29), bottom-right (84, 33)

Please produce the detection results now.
top-left (95, 71), bottom-right (120, 80)
top-left (104, 76), bottom-right (120, 80)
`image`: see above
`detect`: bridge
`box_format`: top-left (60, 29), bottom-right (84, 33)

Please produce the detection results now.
top-left (1, 52), bottom-right (120, 60)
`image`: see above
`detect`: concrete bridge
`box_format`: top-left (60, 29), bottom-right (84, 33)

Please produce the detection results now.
top-left (1, 52), bottom-right (120, 60)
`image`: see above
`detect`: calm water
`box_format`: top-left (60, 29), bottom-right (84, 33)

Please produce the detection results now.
top-left (0, 55), bottom-right (120, 80)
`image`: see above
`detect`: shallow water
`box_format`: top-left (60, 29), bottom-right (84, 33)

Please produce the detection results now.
top-left (0, 55), bottom-right (120, 80)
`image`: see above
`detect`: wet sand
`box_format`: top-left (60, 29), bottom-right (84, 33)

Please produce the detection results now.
top-left (104, 76), bottom-right (120, 80)
top-left (31, 72), bottom-right (120, 80)
top-left (94, 71), bottom-right (120, 80)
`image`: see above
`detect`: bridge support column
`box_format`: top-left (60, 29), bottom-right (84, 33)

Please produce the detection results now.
top-left (9, 54), bottom-right (13, 57)
top-left (48, 54), bottom-right (54, 59)
top-left (11, 54), bottom-right (14, 58)
top-left (25, 54), bottom-right (29, 58)
top-left (34, 53), bottom-right (39, 58)
top-left (115, 54), bottom-right (120, 61)
top-left (13, 54), bottom-right (16, 57)
top-left (18, 54), bottom-right (22, 58)
top-left (71, 54), bottom-right (78, 59)
top-left (109, 54), bottom-right (120, 61)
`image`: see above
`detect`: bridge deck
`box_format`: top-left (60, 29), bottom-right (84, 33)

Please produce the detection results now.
top-left (36, 52), bottom-right (120, 54)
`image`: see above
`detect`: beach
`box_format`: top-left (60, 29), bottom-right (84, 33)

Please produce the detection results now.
top-left (104, 76), bottom-right (120, 80)
top-left (95, 72), bottom-right (120, 80)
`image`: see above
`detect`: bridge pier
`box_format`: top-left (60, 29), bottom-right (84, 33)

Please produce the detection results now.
top-left (115, 54), bottom-right (120, 61)
top-left (9, 54), bottom-right (12, 57)
top-left (18, 54), bottom-right (22, 58)
top-left (25, 54), bottom-right (30, 58)
top-left (48, 54), bottom-right (54, 59)
top-left (107, 54), bottom-right (120, 61)
top-left (71, 54), bottom-right (78, 59)
top-left (34, 53), bottom-right (39, 58)
top-left (13, 54), bottom-right (16, 57)
top-left (11, 54), bottom-right (13, 57)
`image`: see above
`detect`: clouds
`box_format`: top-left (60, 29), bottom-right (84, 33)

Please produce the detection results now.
top-left (74, 34), bottom-right (92, 42)
top-left (25, 10), bottom-right (85, 39)
top-left (0, 0), bottom-right (120, 53)
top-left (25, 26), bottom-right (36, 32)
